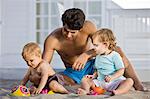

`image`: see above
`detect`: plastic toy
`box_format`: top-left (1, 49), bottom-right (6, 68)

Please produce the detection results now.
top-left (41, 89), bottom-right (54, 94)
top-left (11, 85), bottom-right (30, 96)
top-left (11, 85), bottom-right (54, 96)
top-left (92, 87), bottom-right (105, 95)
top-left (48, 90), bottom-right (55, 94)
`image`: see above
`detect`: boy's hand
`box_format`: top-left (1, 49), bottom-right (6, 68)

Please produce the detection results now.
top-left (34, 88), bottom-right (42, 94)
top-left (104, 75), bottom-right (112, 82)
top-left (11, 86), bottom-right (18, 93)
top-left (29, 86), bottom-right (37, 94)
top-left (85, 75), bottom-right (95, 79)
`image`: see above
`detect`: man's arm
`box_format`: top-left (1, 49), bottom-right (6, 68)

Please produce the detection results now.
top-left (82, 20), bottom-right (97, 59)
top-left (115, 46), bottom-right (145, 91)
top-left (42, 35), bottom-right (58, 63)
top-left (115, 46), bottom-right (137, 73)
top-left (72, 20), bottom-right (97, 70)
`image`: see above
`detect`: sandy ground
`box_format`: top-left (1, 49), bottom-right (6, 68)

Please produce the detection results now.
top-left (0, 79), bottom-right (150, 99)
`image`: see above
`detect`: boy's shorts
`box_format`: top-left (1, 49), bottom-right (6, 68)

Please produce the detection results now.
top-left (44, 74), bottom-right (65, 89)
top-left (63, 59), bottom-right (95, 84)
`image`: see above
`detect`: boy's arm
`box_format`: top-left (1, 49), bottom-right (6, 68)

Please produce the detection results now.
top-left (20, 68), bottom-right (31, 85)
top-left (35, 65), bottom-right (49, 94)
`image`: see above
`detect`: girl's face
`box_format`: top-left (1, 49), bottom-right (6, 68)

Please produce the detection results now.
top-left (24, 55), bottom-right (41, 69)
top-left (92, 37), bottom-right (109, 54)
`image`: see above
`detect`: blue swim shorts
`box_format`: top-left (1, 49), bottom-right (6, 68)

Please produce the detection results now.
top-left (63, 59), bottom-right (95, 84)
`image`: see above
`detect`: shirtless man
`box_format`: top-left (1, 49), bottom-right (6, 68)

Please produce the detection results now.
top-left (42, 8), bottom-right (144, 91)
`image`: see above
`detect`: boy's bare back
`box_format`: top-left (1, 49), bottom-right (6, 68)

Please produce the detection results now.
top-left (27, 60), bottom-right (55, 86)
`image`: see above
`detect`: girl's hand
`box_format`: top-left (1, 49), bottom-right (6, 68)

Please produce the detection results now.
top-left (85, 75), bottom-right (95, 79)
top-left (104, 75), bottom-right (112, 82)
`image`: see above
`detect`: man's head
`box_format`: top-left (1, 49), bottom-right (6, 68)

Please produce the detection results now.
top-left (61, 8), bottom-right (85, 30)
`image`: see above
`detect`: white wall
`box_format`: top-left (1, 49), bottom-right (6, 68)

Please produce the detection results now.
top-left (0, 0), bottom-right (2, 56)
top-left (0, 0), bottom-right (36, 68)
top-left (1, 0), bottom-right (36, 54)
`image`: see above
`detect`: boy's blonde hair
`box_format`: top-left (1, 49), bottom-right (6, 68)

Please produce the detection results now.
top-left (22, 42), bottom-right (41, 59)
top-left (92, 28), bottom-right (116, 50)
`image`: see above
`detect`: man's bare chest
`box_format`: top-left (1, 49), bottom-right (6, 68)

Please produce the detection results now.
top-left (58, 41), bottom-right (90, 57)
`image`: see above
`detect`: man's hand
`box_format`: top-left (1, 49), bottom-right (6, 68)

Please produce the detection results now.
top-left (72, 53), bottom-right (89, 71)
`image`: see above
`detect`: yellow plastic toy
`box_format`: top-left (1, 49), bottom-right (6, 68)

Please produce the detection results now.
top-left (11, 85), bottom-right (55, 96)
top-left (11, 85), bottom-right (30, 96)
top-left (48, 90), bottom-right (55, 94)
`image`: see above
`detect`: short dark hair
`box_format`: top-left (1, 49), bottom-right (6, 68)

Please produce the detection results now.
top-left (61, 8), bottom-right (85, 30)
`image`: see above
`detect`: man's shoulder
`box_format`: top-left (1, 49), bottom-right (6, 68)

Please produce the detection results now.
top-left (44, 28), bottom-right (62, 49)
top-left (46, 28), bottom-right (62, 41)
top-left (84, 20), bottom-right (95, 28)
top-left (48, 28), bottom-right (62, 38)
top-left (82, 20), bottom-right (97, 35)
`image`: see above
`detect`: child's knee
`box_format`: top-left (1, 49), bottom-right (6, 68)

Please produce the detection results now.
top-left (126, 78), bottom-right (134, 85)
top-left (81, 77), bottom-right (93, 85)
top-left (81, 77), bottom-right (91, 83)
top-left (82, 76), bottom-right (88, 82)
top-left (49, 80), bottom-right (58, 91)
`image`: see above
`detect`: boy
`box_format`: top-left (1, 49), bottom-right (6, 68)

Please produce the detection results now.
top-left (20, 42), bottom-right (68, 94)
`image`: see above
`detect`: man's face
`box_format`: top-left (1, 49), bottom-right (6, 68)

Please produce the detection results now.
top-left (62, 25), bottom-right (79, 41)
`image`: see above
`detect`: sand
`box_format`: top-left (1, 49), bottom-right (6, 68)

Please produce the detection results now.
top-left (0, 79), bottom-right (150, 99)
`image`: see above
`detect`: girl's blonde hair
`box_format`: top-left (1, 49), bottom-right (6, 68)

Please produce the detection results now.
top-left (22, 42), bottom-right (41, 59)
top-left (92, 28), bottom-right (116, 50)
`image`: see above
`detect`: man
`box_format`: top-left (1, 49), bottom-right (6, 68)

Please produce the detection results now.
top-left (42, 8), bottom-right (144, 91)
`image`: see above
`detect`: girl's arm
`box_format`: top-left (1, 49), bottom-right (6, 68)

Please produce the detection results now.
top-left (111, 68), bottom-right (124, 80)
top-left (86, 71), bottom-right (98, 79)
top-left (105, 68), bottom-right (125, 82)
top-left (93, 71), bottom-right (98, 78)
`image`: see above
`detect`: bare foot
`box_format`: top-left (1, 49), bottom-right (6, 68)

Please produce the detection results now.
top-left (77, 88), bottom-right (88, 95)
top-left (58, 88), bottom-right (69, 94)
top-left (112, 90), bottom-right (117, 95)
top-left (134, 84), bottom-right (149, 92)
